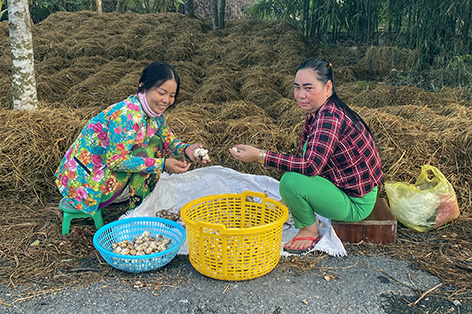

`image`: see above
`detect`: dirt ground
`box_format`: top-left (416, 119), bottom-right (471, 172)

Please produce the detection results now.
top-left (0, 9), bottom-right (471, 310)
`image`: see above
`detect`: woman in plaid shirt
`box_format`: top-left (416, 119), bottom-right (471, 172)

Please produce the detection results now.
top-left (229, 57), bottom-right (383, 254)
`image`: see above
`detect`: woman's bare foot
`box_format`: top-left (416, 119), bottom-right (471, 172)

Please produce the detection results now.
top-left (283, 222), bottom-right (320, 251)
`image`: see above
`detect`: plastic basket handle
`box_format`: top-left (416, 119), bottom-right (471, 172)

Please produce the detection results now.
top-left (192, 191), bottom-right (267, 233)
top-left (195, 219), bottom-right (227, 232)
top-left (242, 190), bottom-right (267, 199)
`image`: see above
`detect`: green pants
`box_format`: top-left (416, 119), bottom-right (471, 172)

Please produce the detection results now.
top-left (279, 172), bottom-right (378, 228)
top-left (99, 136), bottom-right (163, 211)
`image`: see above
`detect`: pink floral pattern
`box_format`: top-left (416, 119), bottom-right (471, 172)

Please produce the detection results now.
top-left (55, 95), bottom-right (189, 214)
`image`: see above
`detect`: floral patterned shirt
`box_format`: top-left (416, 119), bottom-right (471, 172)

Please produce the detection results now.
top-left (55, 95), bottom-right (188, 214)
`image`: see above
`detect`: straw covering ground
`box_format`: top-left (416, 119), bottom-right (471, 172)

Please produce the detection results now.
top-left (0, 11), bottom-right (471, 303)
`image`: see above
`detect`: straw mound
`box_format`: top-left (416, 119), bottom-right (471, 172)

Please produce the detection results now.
top-left (0, 12), bottom-right (471, 296)
top-left (357, 46), bottom-right (419, 75)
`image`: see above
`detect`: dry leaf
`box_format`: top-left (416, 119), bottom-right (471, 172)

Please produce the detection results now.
top-left (30, 240), bottom-right (40, 246)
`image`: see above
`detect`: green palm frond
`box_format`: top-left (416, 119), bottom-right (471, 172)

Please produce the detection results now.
top-left (0, 0), bottom-right (5, 20)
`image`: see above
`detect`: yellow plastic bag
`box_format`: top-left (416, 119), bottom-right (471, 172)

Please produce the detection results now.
top-left (385, 165), bottom-right (460, 232)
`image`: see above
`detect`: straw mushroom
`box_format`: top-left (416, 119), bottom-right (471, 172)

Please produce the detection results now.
top-left (193, 147), bottom-right (210, 161)
top-left (111, 231), bottom-right (173, 256)
top-left (158, 238), bottom-right (172, 251)
top-left (135, 243), bottom-right (149, 252)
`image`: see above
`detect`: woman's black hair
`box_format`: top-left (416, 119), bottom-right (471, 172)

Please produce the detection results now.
top-left (296, 57), bottom-right (374, 138)
top-left (137, 61), bottom-right (180, 100)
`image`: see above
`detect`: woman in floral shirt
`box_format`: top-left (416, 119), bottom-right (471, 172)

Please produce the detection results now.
top-left (55, 62), bottom-right (210, 215)
top-left (229, 57), bottom-right (383, 254)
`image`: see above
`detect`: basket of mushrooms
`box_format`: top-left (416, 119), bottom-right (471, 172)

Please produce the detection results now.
top-left (93, 217), bottom-right (186, 273)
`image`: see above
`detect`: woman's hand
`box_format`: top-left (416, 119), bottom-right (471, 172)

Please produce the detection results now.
top-left (164, 158), bottom-right (191, 174)
top-left (185, 143), bottom-right (211, 163)
top-left (228, 144), bottom-right (259, 162)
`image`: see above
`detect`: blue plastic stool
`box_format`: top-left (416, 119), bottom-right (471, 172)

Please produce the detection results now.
top-left (59, 198), bottom-right (104, 235)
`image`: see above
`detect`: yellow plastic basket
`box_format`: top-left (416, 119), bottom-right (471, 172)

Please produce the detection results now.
top-left (181, 191), bottom-right (289, 281)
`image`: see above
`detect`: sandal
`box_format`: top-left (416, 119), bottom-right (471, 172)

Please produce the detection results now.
top-left (283, 236), bottom-right (321, 255)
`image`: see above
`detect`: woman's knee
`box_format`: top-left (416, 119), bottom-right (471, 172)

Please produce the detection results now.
top-left (279, 172), bottom-right (301, 198)
top-left (131, 136), bottom-right (164, 158)
top-left (130, 143), bottom-right (153, 157)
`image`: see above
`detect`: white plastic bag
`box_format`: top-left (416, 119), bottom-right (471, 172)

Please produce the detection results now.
top-left (122, 165), bottom-right (347, 256)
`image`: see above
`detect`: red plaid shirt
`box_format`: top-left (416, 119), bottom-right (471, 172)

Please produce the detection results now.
top-left (265, 100), bottom-right (383, 197)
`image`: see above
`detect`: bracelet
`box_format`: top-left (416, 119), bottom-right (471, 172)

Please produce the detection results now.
top-left (257, 150), bottom-right (267, 165)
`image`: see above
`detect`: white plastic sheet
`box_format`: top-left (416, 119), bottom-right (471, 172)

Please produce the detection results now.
top-left (121, 165), bottom-right (347, 257)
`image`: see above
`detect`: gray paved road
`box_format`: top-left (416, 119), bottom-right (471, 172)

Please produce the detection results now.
top-left (1, 254), bottom-right (470, 313)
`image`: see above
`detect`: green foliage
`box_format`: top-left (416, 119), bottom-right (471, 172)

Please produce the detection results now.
top-left (390, 1), bottom-right (471, 63)
top-left (246, 0), bottom-right (286, 21)
top-left (0, 0), bottom-right (6, 21)
top-left (247, 0), bottom-right (472, 90)
top-left (29, 0), bottom-right (95, 22)
top-left (389, 1), bottom-right (472, 89)
top-left (248, 0), bottom-right (381, 43)
top-left (425, 53), bottom-right (472, 90)
top-left (450, 54), bottom-right (472, 71)
top-left (26, 0), bottom-right (184, 22)
top-left (355, 80), bottom-right (371, 89)
top-left (113, 0), bottom-right (184, 13)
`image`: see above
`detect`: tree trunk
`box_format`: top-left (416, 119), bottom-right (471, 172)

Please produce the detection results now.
top-left (96, 0), bottom-right (103, 14)
top-left (212, 0), bottom-right (225, 29)
top-left (302, 0), bottom-right (309, 38)
top-left (185, 0), bottom-right (194, 18)
top-left (8, 0), bottom-right (38, 110)
top-left (218, 0), bottom-right (225, 29)
top-left (212, 0), bottom-right (218, 29)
